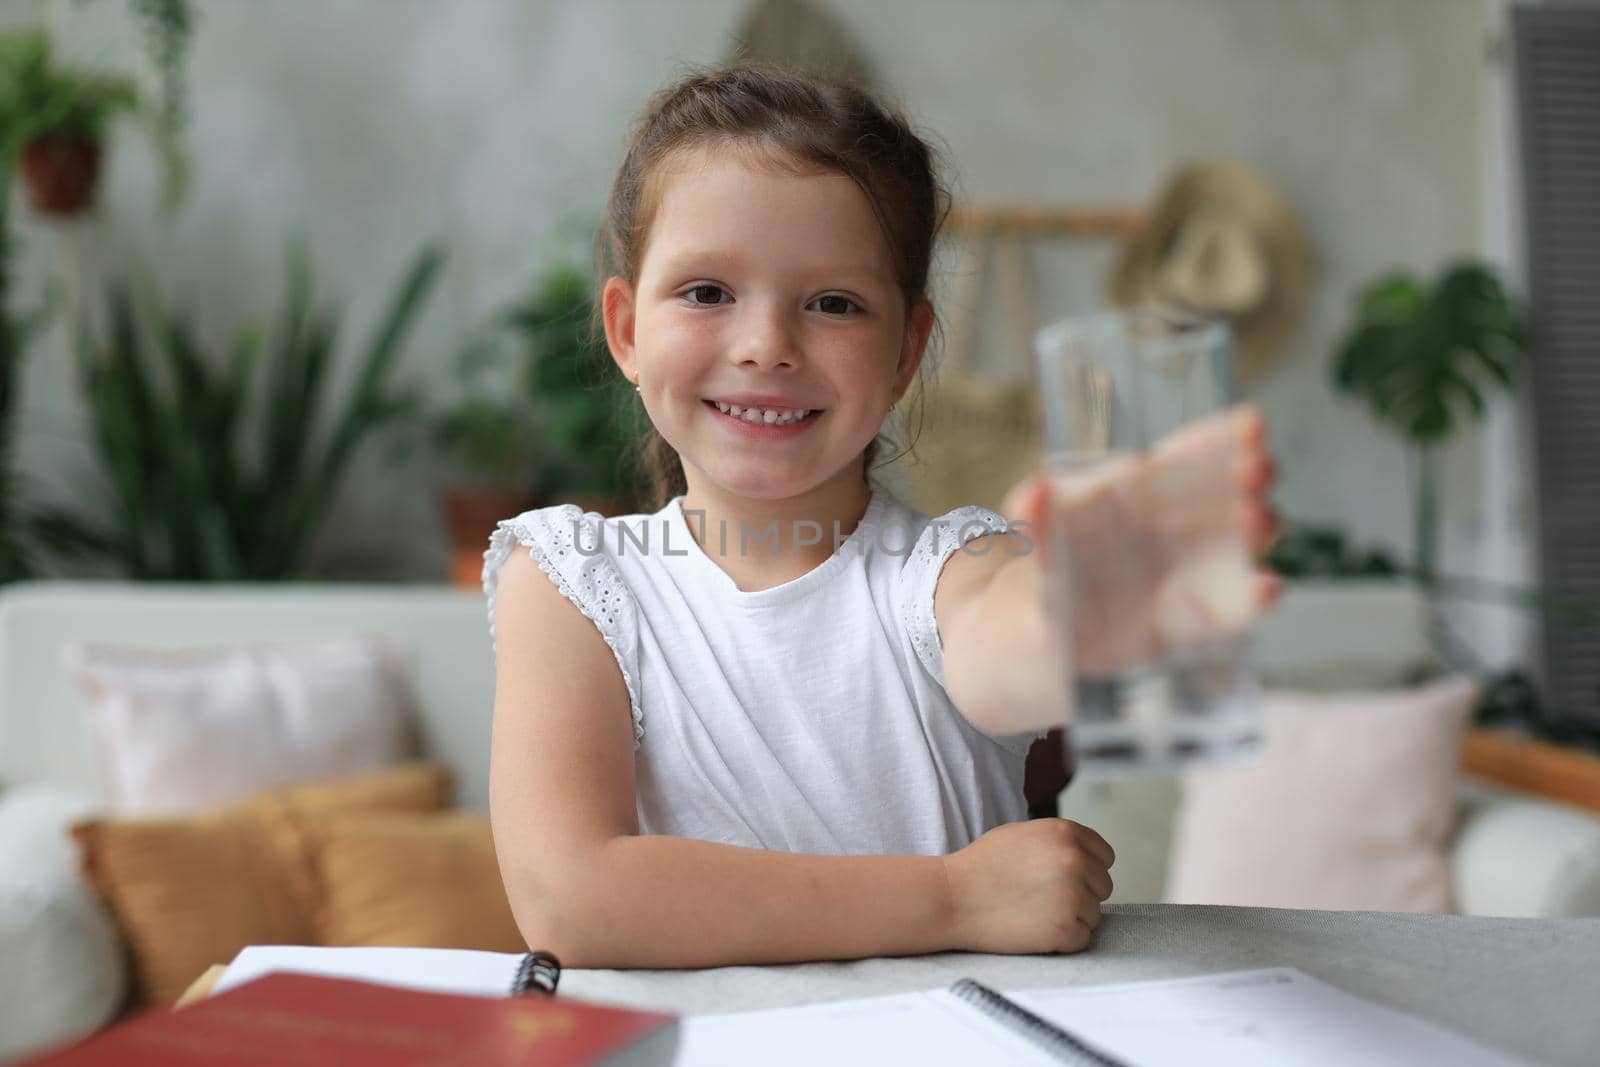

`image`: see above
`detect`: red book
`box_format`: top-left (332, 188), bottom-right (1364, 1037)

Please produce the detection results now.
top-left (22, 972), bottom-right (678, 1066)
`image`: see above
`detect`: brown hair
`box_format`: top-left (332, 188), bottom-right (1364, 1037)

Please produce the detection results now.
top-left (594, 63), bottom-right (950, 510)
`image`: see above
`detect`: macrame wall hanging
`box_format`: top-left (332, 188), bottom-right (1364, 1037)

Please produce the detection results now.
top-left (902, 206), bottom-right (1142, 516)
top-left (725, 0), bottom-right (874, 86)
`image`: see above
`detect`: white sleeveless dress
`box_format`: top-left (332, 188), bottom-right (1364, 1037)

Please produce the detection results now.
top-left (483, 488), bottom-right (1045, 856)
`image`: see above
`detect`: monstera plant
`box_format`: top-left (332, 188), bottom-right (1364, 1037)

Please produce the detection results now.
top-left (1332, 261), bottom-right (1525, 584)
top-left (1328, 262), bottom-right (1600, 744)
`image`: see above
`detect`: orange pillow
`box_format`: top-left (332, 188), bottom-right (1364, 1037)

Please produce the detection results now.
top-left (73, 762), bottom-right (453, 1007)
top-left (289, 810), bottom-right (524, 952)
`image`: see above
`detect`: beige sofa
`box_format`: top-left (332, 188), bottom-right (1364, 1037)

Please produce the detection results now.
top-left (1, 579), bottom-right (1597, 1060)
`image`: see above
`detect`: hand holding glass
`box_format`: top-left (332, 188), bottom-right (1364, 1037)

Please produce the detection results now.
top-left (1034, 310), bottom-right (1263, 776)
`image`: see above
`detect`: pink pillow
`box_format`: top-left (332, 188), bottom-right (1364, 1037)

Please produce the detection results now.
top-left (64, 638), bottom-right (417, 816)
top-left (1166, 676), bottom-right (1479, 913)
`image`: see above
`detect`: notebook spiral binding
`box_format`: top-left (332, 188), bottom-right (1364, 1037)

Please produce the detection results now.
top-left (511, 951), bottom-right (562, 996)
top-left (949, 979), bottom-right (1125, 1067)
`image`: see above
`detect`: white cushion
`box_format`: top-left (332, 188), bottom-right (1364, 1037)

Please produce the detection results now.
top-left (1452, 786), bottom-right (1600, 917)
top-left (0, 785), bottom-right (125, 1060)
top-left (63, 637), bottom-right (416, 815)
top-left (1166, 677), bottom-right (1479, 912)
top-left (0, 583), bottom-right (493, 808)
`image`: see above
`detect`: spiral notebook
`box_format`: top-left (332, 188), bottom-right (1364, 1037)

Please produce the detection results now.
top-left (679, 967), bottom-right (1524, 1067)
top-left (215, 945), bottom-right (554, 998)
top-left (217, 951), bottom-right (1522, 1066)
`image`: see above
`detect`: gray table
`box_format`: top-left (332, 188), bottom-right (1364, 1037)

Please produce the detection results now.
top-left (560, 903), bottom-right (1600, 1066)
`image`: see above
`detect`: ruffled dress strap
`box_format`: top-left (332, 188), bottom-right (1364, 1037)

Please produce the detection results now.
top-left (898, 505), bottom-right (1011, 690)
top-left (897, 504), bottom-right (1043, 756)
top-left (482, 505), bottom-right (644, 747)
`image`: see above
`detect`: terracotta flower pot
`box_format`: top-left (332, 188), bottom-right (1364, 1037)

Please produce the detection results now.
top-left (442, 486), bottom-right (537, 588)
top-left (20, 136), bottom-right (104, 217)
top-left (441, 488), bottom-right (635, 588)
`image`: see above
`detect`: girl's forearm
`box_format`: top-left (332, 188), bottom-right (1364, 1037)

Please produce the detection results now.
top-left (942, 554), bottom-right (1072, 735)
top-left (509, 834), bottom-right (958, 968)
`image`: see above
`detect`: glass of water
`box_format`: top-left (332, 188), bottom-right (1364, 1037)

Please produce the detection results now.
top-left (1033, 309), bottom-right (1261, 777)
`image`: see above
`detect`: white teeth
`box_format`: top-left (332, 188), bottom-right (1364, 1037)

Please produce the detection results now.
top-left (712, 401), bottom-right (813, 426)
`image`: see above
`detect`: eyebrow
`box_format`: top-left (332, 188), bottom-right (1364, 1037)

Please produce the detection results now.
top-left (657, 249), bottom-right (886, 284)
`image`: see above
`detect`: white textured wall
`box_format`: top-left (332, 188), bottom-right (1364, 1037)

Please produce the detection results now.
top-left (11, 0), bottom-right (1511, 630)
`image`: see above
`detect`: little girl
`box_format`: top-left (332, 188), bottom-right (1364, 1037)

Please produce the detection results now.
top-left (485, 65), bottom-right (1278, 968)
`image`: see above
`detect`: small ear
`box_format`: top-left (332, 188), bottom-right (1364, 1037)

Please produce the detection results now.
top-left (892, 299), bottom-right (935, 402)
top-left (602, 275), bottom-right (638, 381)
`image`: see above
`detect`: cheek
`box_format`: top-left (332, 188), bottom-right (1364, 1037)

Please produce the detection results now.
top-left (838, 328), bottom-right (904, 394)
top-left (639, 311), bottom-right (719, 370)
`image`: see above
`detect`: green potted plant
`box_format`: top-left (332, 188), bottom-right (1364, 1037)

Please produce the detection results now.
top-left (1265, 524), bottom-right (1400, 580)
top-left (1329, 260), bottom-right (1600, 746)
top-left (55, 244), bottom-right (444, 579)
top-left (508, 264), bottom-right (641, 510)
top-left (0, 27), bottom-right (183, 216)
top-left (1332, 260), bottom-right (1526, 585)
top-left (434, 263), bottom-right (643, 583)
top-left (433, 332), bottom-right (545, 584)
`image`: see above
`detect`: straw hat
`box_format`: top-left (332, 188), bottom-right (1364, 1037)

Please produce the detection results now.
top-left (1109, 162), bottom-right (1311, 384)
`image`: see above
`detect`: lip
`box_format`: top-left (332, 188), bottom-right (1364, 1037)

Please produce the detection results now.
top-left (703, 398), bottom-right (823, 437)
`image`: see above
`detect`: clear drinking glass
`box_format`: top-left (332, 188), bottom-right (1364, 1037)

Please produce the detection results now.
top-left (1033, 309), bottom-right (1261, 777)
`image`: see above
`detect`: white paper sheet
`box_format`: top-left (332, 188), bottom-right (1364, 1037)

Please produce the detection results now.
top-left (676, 988), bottom-right (1059, 1067)
top-left (679, 968), bottom-right (1528, 1067)
top-left (214, 945), bottom-right (526, 998)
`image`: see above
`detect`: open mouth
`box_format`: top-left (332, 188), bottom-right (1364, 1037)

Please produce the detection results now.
top-left (704, 399), bottom-right (823, 427)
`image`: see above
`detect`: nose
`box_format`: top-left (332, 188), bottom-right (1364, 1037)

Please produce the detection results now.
top-left (732, 299), bottom-right (801, 371)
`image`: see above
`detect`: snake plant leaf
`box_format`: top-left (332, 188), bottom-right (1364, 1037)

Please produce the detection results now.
top-left (297, 308), bottom-right (337, 427)
top-left (291, 243), bottom-right (443, 574)
top-left (261, 246), bottom-right (314, 482)
top-left (348, 243), bottom-right (444, 402)
top-left (24, 506), bottom-right (117, 562)
top-left (92, 289), bottom-right (160, 572)
top-left (216, 325), bottom-right (261, 458)
top-left (267, 305), bottom-right (336, 491)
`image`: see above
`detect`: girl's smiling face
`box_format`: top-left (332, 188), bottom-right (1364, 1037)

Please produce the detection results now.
top-left (603, 146), bottom-right (933, 504)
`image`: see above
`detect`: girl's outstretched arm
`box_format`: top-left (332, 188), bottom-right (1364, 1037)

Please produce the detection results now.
top-left (940, 406), bottom-right (1282, 737)
top-left (490, 549), bottom-right (1107, 966)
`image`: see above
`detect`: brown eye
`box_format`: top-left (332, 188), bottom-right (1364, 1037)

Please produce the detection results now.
top-left (810, 294), bottom-right (861, 315)
top-left (687, 285), bottom-right (727, 305)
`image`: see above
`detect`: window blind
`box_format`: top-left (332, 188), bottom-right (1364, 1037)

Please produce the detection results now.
top-left (1513, 3), bottom-right (1600, 728)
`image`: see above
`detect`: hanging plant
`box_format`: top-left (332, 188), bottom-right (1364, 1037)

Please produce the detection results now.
top-left (130, 0), bottom-right (193, 136)
top-left (0, 27), bottom-right (187, 216)
top-left (0, 29), bottom-right (139, 216)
